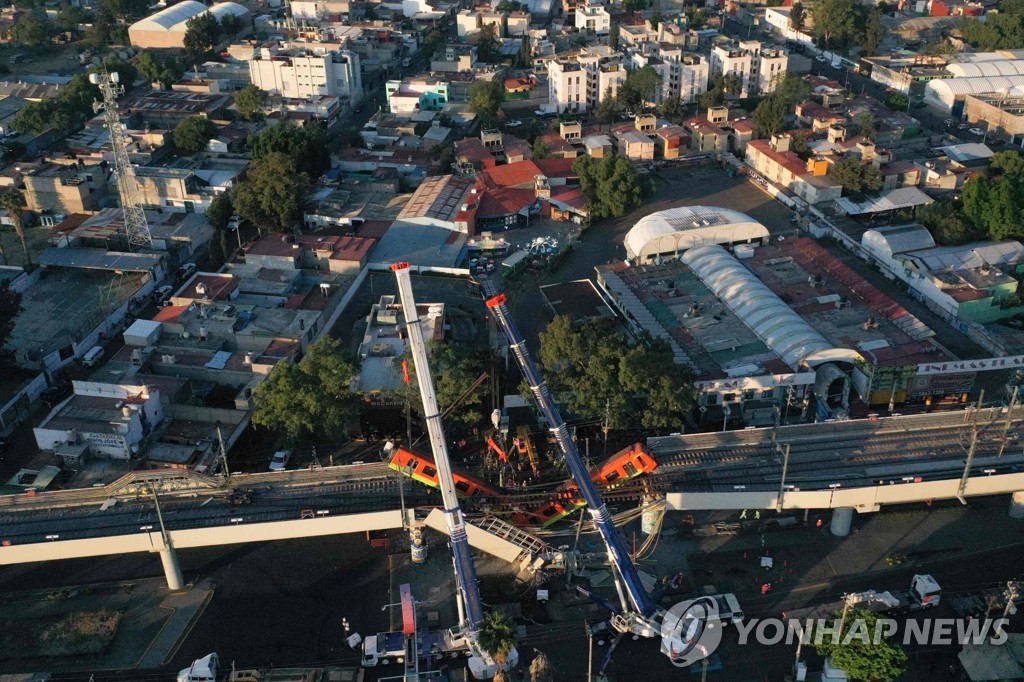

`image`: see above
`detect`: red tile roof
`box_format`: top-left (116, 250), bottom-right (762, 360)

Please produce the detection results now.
top-left (748, 139), bottom-right (808, 177)
top-left (153, 305), bottom-right (188, 323)
top-left (477, 187), bottom-right (536, 218)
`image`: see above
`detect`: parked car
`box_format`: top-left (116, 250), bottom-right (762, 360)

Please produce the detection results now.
top-left (506, 119), bottom-right (523, 128)
top-left (227, 215), bottom-right (242, 230)
top-left (176, 262), bottom-right (197, 281)
top-left (815, 55), bottom-right (828, 63)
top-left (943, 119), bottom-right (954, 126)
top-left (152, 285), bottom-right (174, 303)
top-left (233, 311), bottom-right (256, 332)
top-left (269, 450), bottom-right (291, 471)
top-left (969, 127), bottom-right (985, 136)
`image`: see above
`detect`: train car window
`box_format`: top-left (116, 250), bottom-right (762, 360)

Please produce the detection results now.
top-left (542, 506), bottom-right (558, 517)
top-left (423, 466), bottom-right (437, 477)
top-left (605, 470), bottom-right (621, 483)
top-left (624, 462), bottom-right (638, 477)
top-left (406, 459), bottom-right (418, 470)
top-left (455, 480), bottom-right (470, 493)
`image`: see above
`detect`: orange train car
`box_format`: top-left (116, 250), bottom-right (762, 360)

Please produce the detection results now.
top-left (387, 445), bottom-right (502, 499)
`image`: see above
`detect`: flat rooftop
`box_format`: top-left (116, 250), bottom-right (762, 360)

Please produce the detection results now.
top-left (8, 269), bottom-right (148, 362)
top-left (540, 280), bottom-right (615, 322)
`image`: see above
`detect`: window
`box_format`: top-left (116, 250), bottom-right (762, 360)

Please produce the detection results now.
top-left (743, 389), bottom-right (756, 401)
top-left (605, 470), bottom-right (620, 483)
top-left (761, 389), bottom-right (776, 400)
top-left (422, 465), bottom-right (437, 478)
top-left (455, 480), bottom-right (470, 493)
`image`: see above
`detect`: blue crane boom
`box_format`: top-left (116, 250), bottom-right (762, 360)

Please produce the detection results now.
top-left (485, 292), bottom-right (658, 620)
top-left (393, 262), bottom-right (484, 629)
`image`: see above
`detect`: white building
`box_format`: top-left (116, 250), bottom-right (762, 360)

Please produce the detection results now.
top-left (631, 47), bottom-right (708, 104)
top-left (249, 44), bottom-right (362, 103)
top-left (129, 1), bottom-right (249, 49)
top-left (763, 7), bottom-right (815, 45)
top-left (710, 40), bottom-right (787, 97)
top-left (575, 2), bottom-right (611, 35)
top-left (34, 381), bottom-right (164, 460)
top-left (549, 53), bottom-right (624, 113)
top-left (290, 0), bottom-right (351, 21)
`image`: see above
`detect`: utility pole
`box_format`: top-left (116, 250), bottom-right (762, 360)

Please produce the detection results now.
top-left (958, 424), bottom-right (978, 501)
top-left (216, 422), bottom-right (229, 484)
top-left (776, 443), bottom-right (791, 512)
top-left (586, 623), bottom-right (594, 682)
top-left (998, 384), bottom-right (1019, 459)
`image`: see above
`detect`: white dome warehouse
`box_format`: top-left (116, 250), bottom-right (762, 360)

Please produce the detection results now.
top-left (623, 206), bottom-right (770, 264)
top-left (129, 1), bottom-right (249, 49)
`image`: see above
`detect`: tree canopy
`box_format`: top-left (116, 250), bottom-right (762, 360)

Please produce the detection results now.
top-left (618, 66), bottom-right (662, 113)
top-left (0, 189), bottom-right (29, 269)
top-left (173, 116), bottom-right (218, 154)
top-left (830, 156), bottom-right (882, 197)
top-left (809, 0), bottom-right (863, 51)
top-left (12, 10), bottom-right (52, 45)
top-left (233, 152), bottom-right (310, 233)
top-left (183, 12), bottom-right (221, 65)
top-left (248, 121), bottom-right (331, 178)
top-left (399, 341), bottom-right (490, 428)
top-left (234, 84), bottom-right (268, 121)
top-left (468, 79), bottom-right (505, 126)
top-left (752, 74), bottom-right (811, 138)
top-left (206, 193), bottom-right (234, 262)
top-left (573, 154), bottom-right (652, 220)
top-left (253, 337), bottom-right (361, 441)
top-left (137, 50), bottom-right (185, 88)
top-left (789, 1), bottom-right (805, 30)
top-left (475, 23), bottom-right (501, 62)
top-left (814, 609), bottom-right (907, 682)
top-left (11, 74), bottom-right (98, 135)
top-left (536, 316), bottom-right (694, 431)
top-left (960, 11), bottom-right (1024, 50)
top-left (478, 611), bottom-right (517, 666)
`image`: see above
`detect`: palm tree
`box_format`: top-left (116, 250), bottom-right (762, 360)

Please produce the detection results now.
top-left (530, 651), bottom-right (554, 682)
top-left (0, 190), bottom-right (29, 269)
top-left (478, 610), bottom-right (517, 666)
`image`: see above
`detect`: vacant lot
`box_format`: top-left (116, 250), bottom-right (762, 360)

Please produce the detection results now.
top-left (0, 609), bottom-right (121, 659)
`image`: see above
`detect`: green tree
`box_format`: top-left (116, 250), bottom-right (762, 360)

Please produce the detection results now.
top-left (991, 149), bottom-right (1024, 177)
top-left (253, 337), bottom-right (361, 441)
top-left (0, 280), bottom-right (23, 366)
top-left (183, 12), bottom-right (221, 65)
top-left (95, 56), bottom-right (137, 90)
top-left (468, 79), bottom-right (505, 126)
top-left (608, 21), bottom-right (619, 48)
top-left (622, 0), bottom-right (646, 11)
top-left (476, 22), bottom-right (500, 62)
top-left (532, 138), bottom-right (550, 159)
top-left (685, 7), bottom-right (707, 28)
top-left (0, 189), bottom-right (29, 269)
top-left (753, 95), bottom-right (788, 138)
top-left (12, 10), bottom-right (52, 46)
top-left (618, 66), bottom-right (662, 113)
top-left (477, 611), bottom-right (517, 666)
top-left (830, 156), bottom-right (865, 194)
top-left (660, 94), bottom-right (684, 121)
top-left (98, 0), bottom-right (149, 21)
top-left (137, 50), bottom-right (185, 88)
top-left (234, 152), bottom-right (309, 233)
top-left (885, 91), bottom-right (909, 111)
top-left (810, 0), bottom-right (863, 50)
top-left (234, 84), bottom-right (268, 121)
top-left (791, 130), bottom-right (812, 159)
top-left (519, 36), bottom-right (531, 67)
top-left (960, 14), bottom-right (1024, 50)
top-left (790, 1), bottom-right (805, 30)
top-left (248, 121), bottom-right (331, 177)
top-left (496, 0), bottom-right (524, 11)
top-left (917, 199), bottom-right (982, 245)
top-left (173, 116), bottom-right (218, 154)
top-left (55, 2), bottom-right (86, 33)
top-left (573, 154), bottom-right (652, 219)
top-left (595, 87), bottom-right (623, 127)
top-left (860, 7), bottom-right (886, 56)
top-left (219, 12), bottom-right (242, 37)
top-left (857, 112), bottom-right (875, 139)
top-left (424, 29), bottom-right (444, 57)
top-left (814, 609), bottom-right (907, 682)
top-left (207, 193), bottom-right (234, 262)
top-left (399, 341), bottom-right (490, 427)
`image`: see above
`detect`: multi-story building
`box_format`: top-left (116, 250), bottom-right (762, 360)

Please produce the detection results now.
top-left (575, 1), bottom-right (611, 35)
top-left (248, 44), bottom-right (362, 103)
top-left (23, 161), bottom-right (109, 215)
top-left (631, 46), bottom-right (708, 104)
top-left (457, 9), bottom-right (506, 37)
top-left (549, 52), bottom-right (625, 113)
top-left (710, 40), bottom-right (787, 97)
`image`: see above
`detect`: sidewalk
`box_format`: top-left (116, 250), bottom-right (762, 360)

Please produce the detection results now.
top-left (138, 578), bottom-right (216, 669)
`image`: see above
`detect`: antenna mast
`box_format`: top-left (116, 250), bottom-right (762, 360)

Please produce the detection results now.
top-left (91, 72), bottom-right (152, 251)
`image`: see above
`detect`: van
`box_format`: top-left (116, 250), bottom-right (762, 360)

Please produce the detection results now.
top-left (82, 345), bottom-right (105, 367)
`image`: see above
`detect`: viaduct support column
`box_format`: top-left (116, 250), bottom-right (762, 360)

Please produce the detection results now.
top-left (830, 508), bottom-right (854, 537)
top-left (158, 547), bottom-right (184, 591)
top-left (1010, 492), bottom-right (1024, 520)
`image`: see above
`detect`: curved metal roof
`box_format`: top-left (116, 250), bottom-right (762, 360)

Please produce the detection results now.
top-left (945, 61), bottom-right (1024, 78)
top-left (682, 245), bottom-right (838, 369)
top-left (624, 206), bottom-right (769, 262)
top-left (130, 1), bottom-right (207, 32)
top-left (925, 76), bottom-right (1024, 105)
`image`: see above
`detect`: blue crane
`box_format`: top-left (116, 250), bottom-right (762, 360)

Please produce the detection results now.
top-left (485, 290), bottom-right (710, 665)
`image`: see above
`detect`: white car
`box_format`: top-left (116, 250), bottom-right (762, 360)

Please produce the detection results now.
top-left (943, 119), bottom-right (953, 126)
top-left (968, 127), bottom-right (985, 136)
top-left (506, 119), bottom-right (523, 128)
top-left (152, 285), bottom-right (174, 303)
top-left (269, 450), bottom-right (291, 472)
top-left (815, 55), bottom-right (828, 63)
top-left (227, 215), bottom-right (242, 230)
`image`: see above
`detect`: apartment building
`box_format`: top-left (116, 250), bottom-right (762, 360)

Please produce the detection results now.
top-left (23, 161), bottom-right (109, 215)
top-left (385, 77), bottom-right (450, 114)
top-left (575, 2), bottom-right (611, 35)
top-left (710, 40), bottom-right (788, 97)
top-left (631, 46), bottom-right (708, 104)
top-left (549, 53), bottom-right (625, 113)
top-left (249, 44), bottom-right (362, 103)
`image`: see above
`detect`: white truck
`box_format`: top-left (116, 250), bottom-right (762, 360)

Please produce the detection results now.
top-left (361, 627), bottom-right (471, 667)
top-left (783, 574), bottom-right (941, 621)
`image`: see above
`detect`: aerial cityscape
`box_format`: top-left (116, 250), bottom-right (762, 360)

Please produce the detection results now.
top-left (1, 0), bottom-right (1024, 679)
